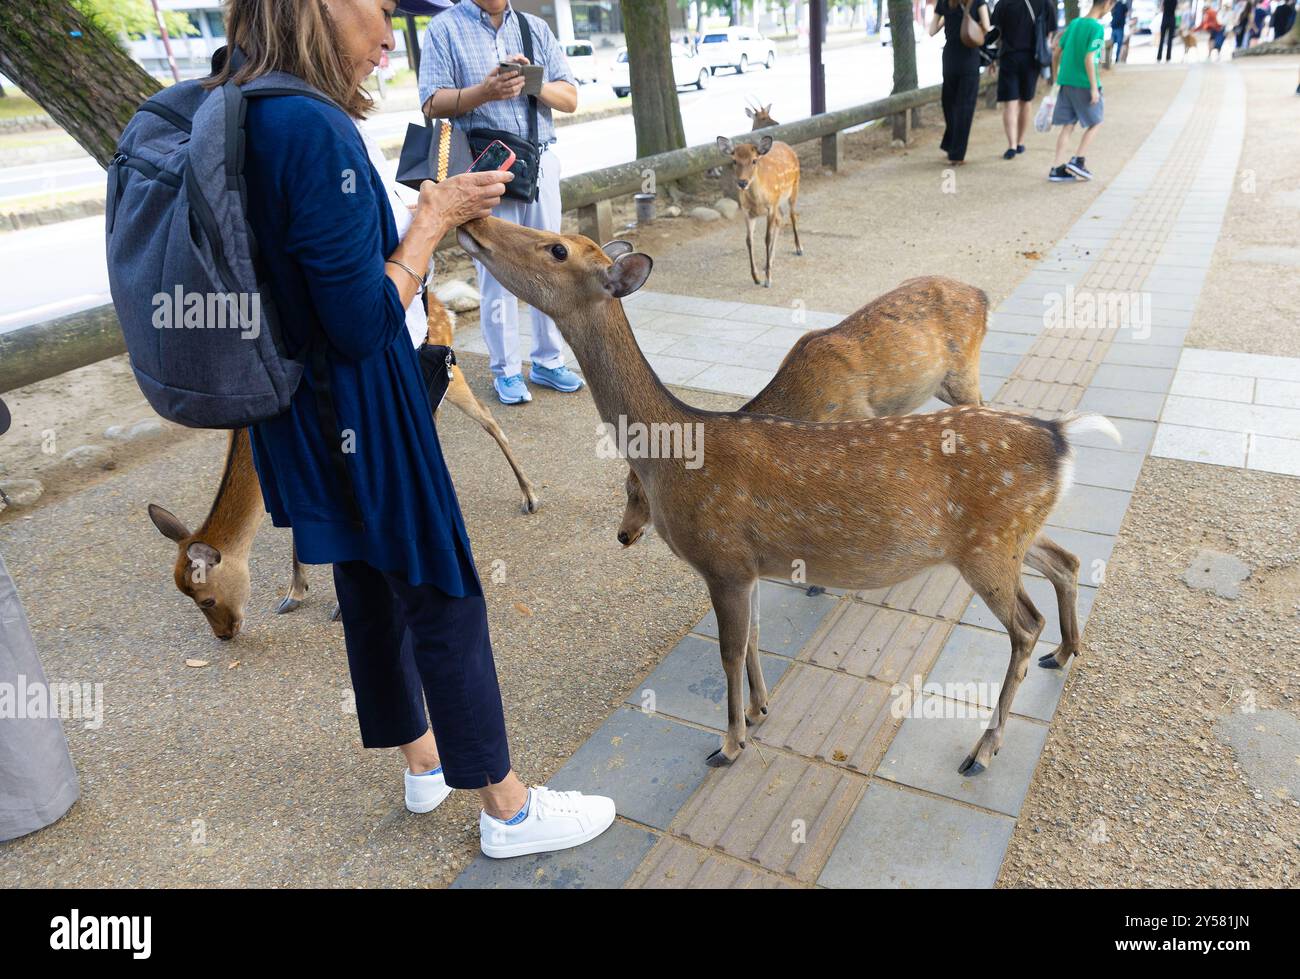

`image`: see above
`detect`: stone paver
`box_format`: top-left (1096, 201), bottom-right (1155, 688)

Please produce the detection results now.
top-left (1151, 348), bottom-right (1300, 476)
top-left (455, 64), bottom-right (1274, 888)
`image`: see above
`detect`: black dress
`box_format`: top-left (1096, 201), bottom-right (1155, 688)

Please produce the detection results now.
top-left (937, 0), bottom-right (987, 163)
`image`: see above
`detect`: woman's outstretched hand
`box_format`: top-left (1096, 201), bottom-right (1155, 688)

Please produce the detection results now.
top-left (419, 170), bottom-right (514, 231)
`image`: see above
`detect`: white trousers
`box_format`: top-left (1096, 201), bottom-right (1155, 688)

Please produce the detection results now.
top-left (473, 147), bottom-right (566, 380)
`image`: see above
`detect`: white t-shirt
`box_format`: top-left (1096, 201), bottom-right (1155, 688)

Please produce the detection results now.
top-left (353, 119), bottom-right (429, 349)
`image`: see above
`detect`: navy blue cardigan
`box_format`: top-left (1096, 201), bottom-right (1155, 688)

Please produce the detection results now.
top-left (242, 95), bottom-right (481, 597)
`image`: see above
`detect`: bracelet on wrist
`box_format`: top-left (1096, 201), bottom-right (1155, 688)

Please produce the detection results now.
top-left (386, 259), bottom-right (426, 292)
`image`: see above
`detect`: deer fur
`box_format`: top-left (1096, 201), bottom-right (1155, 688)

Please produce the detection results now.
top-left (619, 275), bottom-right (990, 547)
top-left (717, 134), bottom-right (802, 288)
top-left (149, 293), bottom-right (539, 639)
top-left (458, 216), bottom-right (1120, 775)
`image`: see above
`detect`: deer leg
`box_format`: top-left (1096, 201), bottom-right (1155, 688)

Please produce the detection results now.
top-left (705, 578), bottom-right (755, 767)
top-left (763, 211), bottom-right (779, 288)
top-left (1026, 534), bottom-right (1082, 669)
top-left (937, 368), bottom-right (984, 407)
top-left (442, 372), bottom-right (541, 514)
top-left (277, 542), bottom-right (310, 613)
top-left (958, 564), bottom-right (1044, 776)
top-left (788, 184), bottom-right (803, 256)
top-left (745, 215), bottom-right (761, 285)
top-left (744, 580), bottom-right (770, 727)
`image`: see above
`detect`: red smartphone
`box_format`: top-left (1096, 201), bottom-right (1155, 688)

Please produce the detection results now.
top-left (469, 139), bottom-right (517, 174)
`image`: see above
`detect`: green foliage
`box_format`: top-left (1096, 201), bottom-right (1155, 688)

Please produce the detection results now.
top-left (72, 0), bottom-right (198, 39)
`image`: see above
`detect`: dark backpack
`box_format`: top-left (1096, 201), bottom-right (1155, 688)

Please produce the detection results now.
top-left (106, 49), bottom-right (363, 526)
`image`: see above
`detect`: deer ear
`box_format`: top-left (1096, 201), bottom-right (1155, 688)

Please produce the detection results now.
top-left (148, 503), bottom-right (190, 543)
top-left (603, 253), bottom-right (653, 299)
top-left (757, 135), bottom-right (774, 155)
top-left (602, 240), bottom-right (634, 259)
top-left (716, 136), bottom-right (735, 155)
top-left (745, 107), bottom-right (756, 119)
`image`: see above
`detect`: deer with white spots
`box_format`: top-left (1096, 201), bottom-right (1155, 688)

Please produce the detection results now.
top-left (717, 134), bottom-right (801, 288)
top-left (619, 275), bottom-right (989, 549)
top-left (457, 216), bottom-right (1121, 775)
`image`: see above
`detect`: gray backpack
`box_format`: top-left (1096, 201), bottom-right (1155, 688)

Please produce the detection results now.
top-left (106, 49), bottom-right (362, 524)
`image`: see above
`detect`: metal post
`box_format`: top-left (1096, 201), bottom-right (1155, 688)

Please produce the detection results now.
top-left (809, 0), bottom-right (826, 116)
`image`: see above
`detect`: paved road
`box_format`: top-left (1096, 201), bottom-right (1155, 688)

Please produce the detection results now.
top-left (0, 36), bottom-right (943, 333)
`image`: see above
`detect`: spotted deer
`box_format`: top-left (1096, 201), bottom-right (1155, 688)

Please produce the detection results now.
top-left (619, 276), bottom-right (990, 548)
top-left (717, 134), bottom-right (801, 288)
top-left (458, 216), bottom-right (1120, 775)
top-left (149, 294), bottom-right (540, 640)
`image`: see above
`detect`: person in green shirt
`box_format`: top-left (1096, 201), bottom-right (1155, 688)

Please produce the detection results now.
top-left (1048, 0), bottom-right (1115, 182)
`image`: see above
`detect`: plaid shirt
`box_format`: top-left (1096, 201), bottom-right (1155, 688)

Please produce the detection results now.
top-left (418, 0), bottom-right (576, 146)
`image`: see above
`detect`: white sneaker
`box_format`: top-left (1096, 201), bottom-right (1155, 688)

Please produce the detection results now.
top-left (479, 786), bottom-right (616, 859)
top-left (404, 767), bottom-right (452, 814)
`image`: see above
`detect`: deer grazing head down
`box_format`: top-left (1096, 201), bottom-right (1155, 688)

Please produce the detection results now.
top-left (148, 503), bottom-right (249, 641)
top-left (147, 429), bottom-right (262, 641)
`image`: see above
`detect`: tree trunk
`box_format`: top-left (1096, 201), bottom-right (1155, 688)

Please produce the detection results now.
top-left (887, 0), bottom-right (918, 93)
top-left (623, 0), bottom-right (688, 158)
top-left (0, 1), bottom-right (160, 168)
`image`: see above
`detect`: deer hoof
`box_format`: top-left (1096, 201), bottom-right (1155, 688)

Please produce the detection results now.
top-left (805, 585), bottom-right (825, 596)
top-left (520, 495), bottom-right (542, 515)
top-left (744, 705), bottom-right (769, 728)
top-left (795, 248), bottom-right (804, 256)
top-left (957, 755), bottom-right (986, 777)
top-left (276, 596), bottom-right (303, 614)
top-left (329, 603), bottom-right (342, 622)
top-left (1037, 651), bottom-right (1064, 669)
top-left (706, 745), bottom-right (740, 767)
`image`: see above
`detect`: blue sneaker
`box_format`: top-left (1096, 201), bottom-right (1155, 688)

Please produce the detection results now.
top-left (529, 362), bottom-right (585, 393)
top-left (494, 373), bottom-right (532, 405)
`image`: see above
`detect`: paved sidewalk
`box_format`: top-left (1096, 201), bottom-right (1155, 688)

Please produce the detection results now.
top-left (450, 63), bottom-right (1269, 889)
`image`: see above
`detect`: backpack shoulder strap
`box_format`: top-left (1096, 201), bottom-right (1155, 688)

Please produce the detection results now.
top-left (517, 13), bottom-right (539, 147)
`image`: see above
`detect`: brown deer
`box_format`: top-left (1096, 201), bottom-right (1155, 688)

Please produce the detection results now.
top-left (457, 216), bottom-right (1119, 775)
top-left (618, 276), bottom-right (989, 548)
top-left (745, 98), bottom-right (778, 130)
top-left (717, 134), bottom-right (801, 288)
top-left (149, 294), bottom-right (540, 640)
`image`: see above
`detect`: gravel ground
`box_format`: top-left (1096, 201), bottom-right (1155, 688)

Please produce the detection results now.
top-left (1186, 57), bottom-right (1300, 358)
top-left (1000, 58), bottom-right (1300, 888)
top-left (999, 458), bottom-right (1300, 887)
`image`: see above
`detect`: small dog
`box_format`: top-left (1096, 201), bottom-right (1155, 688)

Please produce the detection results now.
top-left (1181, 30), bottom-right (1199, 60)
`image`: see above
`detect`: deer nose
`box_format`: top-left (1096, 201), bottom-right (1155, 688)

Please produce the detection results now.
top-left (736, 179), bottom-right (748, 189)
top-left (617, 531), bottom-right (630, 546)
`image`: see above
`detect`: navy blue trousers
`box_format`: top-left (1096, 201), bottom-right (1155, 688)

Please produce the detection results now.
top-left (332, 560), bottom-right (511, 789)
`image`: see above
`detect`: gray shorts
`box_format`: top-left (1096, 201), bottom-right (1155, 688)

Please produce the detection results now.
top-left (1052, 84), bottom-right (1104, 129)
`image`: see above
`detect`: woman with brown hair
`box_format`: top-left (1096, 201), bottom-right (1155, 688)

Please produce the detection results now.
top-left (211, 0), bottom-right (614, 859)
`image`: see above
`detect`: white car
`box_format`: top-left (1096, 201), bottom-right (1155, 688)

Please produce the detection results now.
top-left (564, 41), bottom-right (599, 84)
top-left (697, 27), bottom-right (777, 74)
top-left (609, 43), bottom-right (711, 98)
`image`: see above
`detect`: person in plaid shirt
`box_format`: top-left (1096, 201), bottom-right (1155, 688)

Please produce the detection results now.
top-left (419, 0), bottom-right (581, 406)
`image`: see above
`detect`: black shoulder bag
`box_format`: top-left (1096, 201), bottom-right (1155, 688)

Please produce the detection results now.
top-left (468, 12), bottom-right (542, 204)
